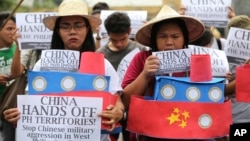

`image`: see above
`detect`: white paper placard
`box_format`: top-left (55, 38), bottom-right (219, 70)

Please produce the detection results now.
top-left (16, 12), bottom-right (56, 50)
top-left (40, 50), bottom-right (80, 72)
top-left (16, 95), bottom-right (102, 141)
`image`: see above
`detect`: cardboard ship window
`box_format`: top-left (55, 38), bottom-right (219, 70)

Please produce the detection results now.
top-left (154, 76), bottom-right (225, 103)
top-left (28, 71), bottom-right (110, 95)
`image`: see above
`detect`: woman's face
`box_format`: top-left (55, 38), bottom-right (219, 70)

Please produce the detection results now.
top-left (59, 16), bottom-right (88, 50)
top-left (156, 22), bottom-right (185, 51)
top-left (0, 20), bottom-right (16, 47)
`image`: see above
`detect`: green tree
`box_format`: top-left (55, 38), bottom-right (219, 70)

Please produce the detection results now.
top-left (54, 0), bottom-right (63, 6)
top-left (0, 0), bottom-right (15, 11)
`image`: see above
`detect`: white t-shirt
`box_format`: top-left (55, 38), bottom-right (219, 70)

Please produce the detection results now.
top-left (210, 37), bottom-right (226, 50)
top-left (32, 58), bottom-right (122, 141)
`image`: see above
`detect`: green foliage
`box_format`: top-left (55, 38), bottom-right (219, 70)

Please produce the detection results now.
top-left (54, 0), bottom-right (63, 6)
top-left (0, 0), bottom-right (15, 12)
top-left (0, 0), bottom-right (62, 13)
top-left (33, 0), bottom-right (57, 11)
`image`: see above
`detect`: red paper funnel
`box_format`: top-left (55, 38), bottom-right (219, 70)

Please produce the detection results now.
top-left (78, 52), bottom-right (104, 75)
top-left (190, 54), bottom-right (212, 82)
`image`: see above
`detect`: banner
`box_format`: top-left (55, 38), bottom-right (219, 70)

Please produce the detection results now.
top-left (225, 27), bottom-right (250, 73)
top-left (17, 95), bottom-right (102, 141)
top-left (152, 49), bottom-right (191, 75)
top-left (40, 50), bottom-right (80, 72)
top-left (16, 12), bottom-right (56, 50)
top-left (182, 0), bottom-right (231, 27)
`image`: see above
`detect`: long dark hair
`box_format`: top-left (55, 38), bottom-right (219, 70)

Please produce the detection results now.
top-left (150, 18), bottom-right (189, 51)
top-left (190, 29), bottom-right (213, 46)
top-left (0, 12), bottom-right (15, 28)
top-left (50, 17), bottom-right (96, 52)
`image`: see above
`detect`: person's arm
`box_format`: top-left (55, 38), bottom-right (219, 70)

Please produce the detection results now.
top-left (228, 6), bottom-right (236, 19)
top-left (178, 4), bottom-right (187, 15)
top-left (122, 54), bottom-right (160, 110)
top-left (98, 93), bottom-right (124, 132)
top-left (10, 44), bottom-right (24, 78)
top-left (10, 29), bottom-right (24, 78)
top-left (225, 59), bottom-right (250, 96)
top-left (122, 70), bottom-right (152, 110)
top-left (3, 108), bottom-right (20, 125)
top-left (97, 59), bottom-right (125, 131)
top-left (225, 79), bottom-right (235, 96)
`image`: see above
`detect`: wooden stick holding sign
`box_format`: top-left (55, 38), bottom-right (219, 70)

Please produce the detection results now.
top-left (0, 0), bottom-right (24, 30)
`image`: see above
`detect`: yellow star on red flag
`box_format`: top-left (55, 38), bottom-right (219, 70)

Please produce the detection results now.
top-left (167, 107), bottom-right (190, 127)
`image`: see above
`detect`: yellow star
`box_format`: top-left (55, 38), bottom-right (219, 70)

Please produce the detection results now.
top-left (173, 108), bottom-right (180, 114)
top-left (179, 120), bottom-right (187, 128)
top-left (167, 113), bottom-right (180, 125)
top-left (182, 111), bottom-right (190, 120)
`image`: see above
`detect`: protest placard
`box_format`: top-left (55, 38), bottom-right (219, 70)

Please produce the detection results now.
top-left (100, 10), bottom-right (147, 39)
top-left (182, 0), bottom-right (231, 27)
top-left (40, 50), bottom-right (80, 72)
top-left (16, 95), bottom-right (102, 141)
top-left (225, 27), bottom-right (250, 72)
top-left (152, 49), bottom-right (191, 75)
top-left (16, 12), bottom-right (56, 50)
top-left (189, 45), bottom-right (229, 77)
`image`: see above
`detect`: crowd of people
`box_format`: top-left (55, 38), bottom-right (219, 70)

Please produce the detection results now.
top-left (0, 0), bottom-right (250, 141)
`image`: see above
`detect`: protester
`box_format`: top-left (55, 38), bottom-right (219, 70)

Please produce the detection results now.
top-left (121, 5), bottom-right (205, 141)
top-left (225, 15), bottom-right (250, 124)
top-left (0, 11), bottom-right (23, 141)
top-left (97, 12), bottom-right (147, 70)
top-left (190, 28), bottom-right (226, 50)
top-left (3, 0), bottom-right (125, 141)
top-left (96, 11), bottom-right (148, 141)
top-left (178, 5), bottom-right (235, 50)
top-left (91, 2), bottom-right (110, 19)
top-left (91, 2), bottom-right (110, 49)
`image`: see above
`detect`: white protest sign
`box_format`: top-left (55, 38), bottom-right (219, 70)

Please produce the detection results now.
top-left (100, 10), bottom-right (147, 39)
top-left (117, 48), bottom-right (140, 83)
top-left (17, 95), bottom-right (102, 141)
top-left (189, 45), bottom-right (229, 77)
top-left (16, 12), bottom-right (56, 50)
top-left (152, 49), bottom-right (191, 75)
top-left (182, 0), bottom-right (231, 27)
top-left (225, 27), bottom-right (250, 59)
top-left (40, 50), bottom-right (80, 72)
top-left (225, 27), bottom-right (250, 72)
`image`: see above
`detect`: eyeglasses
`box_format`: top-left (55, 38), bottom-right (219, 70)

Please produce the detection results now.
top-left (59, 23), bottom-right (86, 32)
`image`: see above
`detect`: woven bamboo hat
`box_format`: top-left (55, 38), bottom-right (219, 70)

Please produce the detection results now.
top-left (43, 0), bottom-right (101, 30)
top-left (136, 5), bottom-right (205, 46)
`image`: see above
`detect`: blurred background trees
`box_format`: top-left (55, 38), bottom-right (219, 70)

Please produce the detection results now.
top-left (1, 0), bottom-right (249, 19)
top-left (0, 0), bottom-right (62, 12)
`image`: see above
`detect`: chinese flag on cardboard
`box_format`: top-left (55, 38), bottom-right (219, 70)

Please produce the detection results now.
top-left (127, 96), bottom-right (232, 139)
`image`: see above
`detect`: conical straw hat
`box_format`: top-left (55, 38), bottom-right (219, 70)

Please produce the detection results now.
top-left (43, 0), bottom-right (101, 30)
top-left (136, 5), bottom-right (204, 46)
